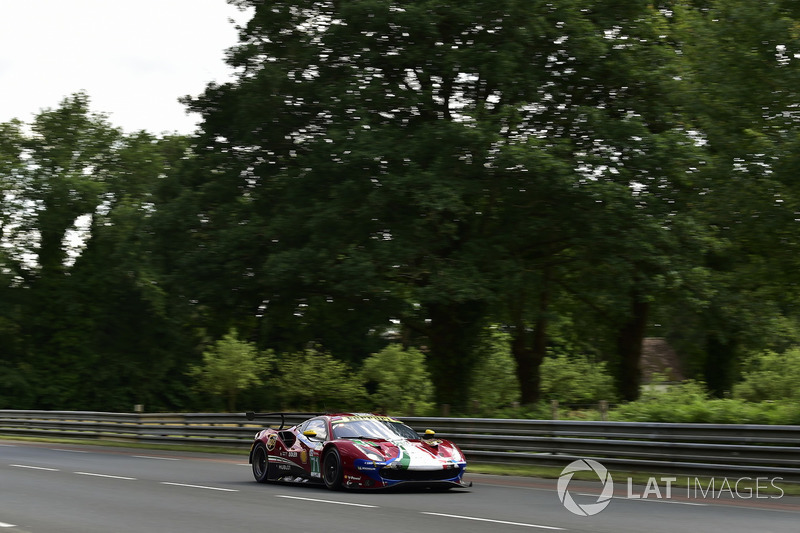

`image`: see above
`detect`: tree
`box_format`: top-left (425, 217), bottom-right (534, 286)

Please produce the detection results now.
top-left (468, 328), bottom-right (520, 412)
top-left (182, 0), bottom-right (707, 408)
top-left (189, 329), bottom-right (271, 411)
top-left (656, 0), bottom-right (800, 394)
top-left (0, 93), bottom-right (122, 407)
top-left (361, 344), bottom-right (434, 415)
top-left (268, 347), bottom-right (366, 411)
top-left (0, 94), bottom-right (197, 410)
top-left (540, 352), bottom-right (617, 405)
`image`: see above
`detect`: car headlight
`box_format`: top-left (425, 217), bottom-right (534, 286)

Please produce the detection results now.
top-left (445, 448), bottom-right (463, 462)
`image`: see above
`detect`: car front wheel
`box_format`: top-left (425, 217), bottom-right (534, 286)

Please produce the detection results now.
top-left (322, 448), bottom-right (343, 490)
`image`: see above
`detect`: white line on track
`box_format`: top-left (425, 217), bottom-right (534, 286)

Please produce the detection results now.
top-left (276, 495), bottom-right (378, 508)
top-left (576, 493), bottom-right (708, 506)
top-left (52, 448), bottom-right (88, 453)
top-left (421, 512), bottom-right (565, 530)
top-left (0, 521), bottom-right (17, 528)
top-left (74, 471), bottom-right (137, 480)
top-left (133, 455), bottom-right (180, 461)
top-left (10, 464), bottom-right (59, 472)
top-left (160, 482), bottom-right (238, 492)
top-left (0, 444), bottom-right (16, 447)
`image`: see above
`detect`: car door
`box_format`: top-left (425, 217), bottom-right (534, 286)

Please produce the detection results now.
top-left (293, 417), bottom-right (328, 479)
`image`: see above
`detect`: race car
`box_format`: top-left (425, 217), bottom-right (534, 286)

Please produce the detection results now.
top-left (246, 412), bottom-right (469, 490)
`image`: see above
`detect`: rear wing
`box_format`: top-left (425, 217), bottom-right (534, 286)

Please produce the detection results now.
top-left (245, 411), bottom-right (324, 430)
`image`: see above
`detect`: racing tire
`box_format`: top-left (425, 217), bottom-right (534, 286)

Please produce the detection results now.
top-left (251, 442), bottom-right (271, 483)
top-left (322, 447), bottom-right (343, 490)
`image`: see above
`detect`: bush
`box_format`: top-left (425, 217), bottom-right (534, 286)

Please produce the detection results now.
top-left (609, 379), bottom-right (800, 424)
top-left (733, 347), bottom-right (800, 402)
top-left (609, 380), bottom-right (711, 422)
top-left (540, 352), bottom-right (617, 405)
top-left (360, 344), bottom-right (435, 416)
top-left (188, 329), bottom-right (272, 411)
top-left (269, 346), bottom-right (367, 411)
top-left (467, 330), bottom-right (617, 413)
top-left (468, 329), bottom-right (520, 412)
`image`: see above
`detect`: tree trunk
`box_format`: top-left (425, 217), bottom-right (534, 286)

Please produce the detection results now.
top-left (616, 297), bottom-right (649, 402)
top-left (704, 334), bottom-right (737, 398)
top-left (511, 290), bottom-right (548, 405)
top-left (424, 300), bottom-right (486, 411)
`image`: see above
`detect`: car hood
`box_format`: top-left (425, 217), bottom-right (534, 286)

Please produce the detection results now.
top-left (349, 438), bottom-right (463, 470)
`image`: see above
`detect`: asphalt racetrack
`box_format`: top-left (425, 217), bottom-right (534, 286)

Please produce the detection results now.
top-left (1, 441), bottom-right (798, 532)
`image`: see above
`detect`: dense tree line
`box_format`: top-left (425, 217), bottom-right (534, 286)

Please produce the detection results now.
top-left (2, 0), bottom-right (800, 412)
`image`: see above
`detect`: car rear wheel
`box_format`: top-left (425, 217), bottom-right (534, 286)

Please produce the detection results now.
top-left (252, 442), bottom-right (271, 483)
top-left (322, 448), bottom-right (343, 490)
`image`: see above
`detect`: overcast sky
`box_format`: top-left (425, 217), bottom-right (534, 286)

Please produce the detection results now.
top-left (0, 0), bottom-right (251, 135)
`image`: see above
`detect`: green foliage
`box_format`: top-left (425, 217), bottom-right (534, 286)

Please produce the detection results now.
top-left (468, 330), bottom-right (520, 412)
top-left (732, 348), bottom-right (800, 402)
top-left (188, 329), bottom-right (271, 411)
top-left (610, 380), bottom-right (710, 422)
top-left (483, 402), bottom-right (554, 421)
top-left (269, 347), bottom-right (366, 411)
top-left (0, 94), bottom-right (197, 411)
top-left (609, 380), bottom-right (800, 424)
top-left (540, 353), bottom-right (618, 405)
top-left (5, 2), bottom-right (800, 413)
top-left (360, 344), bottom-right (434, 416)
top-left (655, 0), bottom-right (800, 395)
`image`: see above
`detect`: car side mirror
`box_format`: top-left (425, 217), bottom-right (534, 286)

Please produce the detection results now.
top-left (424, 429), bottom-right (436, 437)
top-left (303, 430), bottom-right (318, 438)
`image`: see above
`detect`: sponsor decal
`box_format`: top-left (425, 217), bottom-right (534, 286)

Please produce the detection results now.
top-left (300, 450), bottom-right (308, 464)
top-left (310, 452), bottom-right (320, 478)
top-left (334, 414), bottom-right (400, 423)
top-left (266, 434), bottom-right (278, 451)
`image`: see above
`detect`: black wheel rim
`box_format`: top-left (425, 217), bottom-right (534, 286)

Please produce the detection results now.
top-left (324, 453), bottom-right (338, 484)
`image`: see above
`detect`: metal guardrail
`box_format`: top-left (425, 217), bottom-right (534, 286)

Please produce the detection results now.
top-left (1, 410), bottom-right (799, 481)
top-left (401, 417), bottom-right (800, 481)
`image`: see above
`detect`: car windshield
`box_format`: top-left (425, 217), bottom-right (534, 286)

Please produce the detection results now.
top-left (331, 418), bottom-right (420, 441)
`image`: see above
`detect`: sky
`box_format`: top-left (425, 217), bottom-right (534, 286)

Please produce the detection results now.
top-left (0, 0), bottom-right (251, 135)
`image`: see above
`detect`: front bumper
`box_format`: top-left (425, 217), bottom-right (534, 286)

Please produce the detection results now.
top-left (350, 458), bottom-right (468, 489)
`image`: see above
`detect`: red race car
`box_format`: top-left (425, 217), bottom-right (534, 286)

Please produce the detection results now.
top-left (246, 412), bottom-right (469, 490)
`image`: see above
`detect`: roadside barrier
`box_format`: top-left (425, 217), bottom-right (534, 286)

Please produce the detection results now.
top-left (1, 410), bottom-right (798, 481)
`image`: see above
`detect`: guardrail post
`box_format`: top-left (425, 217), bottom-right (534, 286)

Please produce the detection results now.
top-left (136, 411), bottom-right (144, 444)
top-left (599, 400), bottom-right (608, 421)
top-left (551, 400), bottom-right (559, 420)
